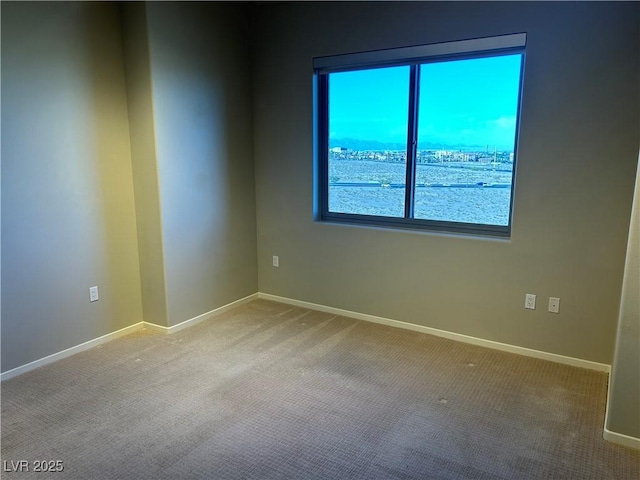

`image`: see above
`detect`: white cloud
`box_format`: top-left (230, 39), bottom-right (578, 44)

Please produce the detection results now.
top-left (490, 116), bottom-right (516, 129)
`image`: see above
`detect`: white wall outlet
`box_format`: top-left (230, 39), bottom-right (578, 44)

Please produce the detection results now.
top-left (548, 297), bottom-right (560, 314)
top-left (525, 293), bottom-right (536, 310)
top-left (272, 255), bottom-right (279, 267)
top-left (89, 286), bottom-right (99, 302)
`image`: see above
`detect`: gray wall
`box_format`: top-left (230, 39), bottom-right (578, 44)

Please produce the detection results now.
top-left (122, 2), bottom-right (169, 327)
top-left (1, 0), bottom-right (637, 444)
top-left (1, 1), bottom-right (258, 370)
top-left (607, 157), bottom-right (640, 439)
top-left (252, 1), bottom-right (640, 364)
top-left (1, 2), bottom-right (143, 371)
top-left (145, 2), bottom-right (258, 326)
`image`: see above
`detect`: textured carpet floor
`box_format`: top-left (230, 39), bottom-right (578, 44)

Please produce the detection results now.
top-left (2, 299), bottom-right (639, 479)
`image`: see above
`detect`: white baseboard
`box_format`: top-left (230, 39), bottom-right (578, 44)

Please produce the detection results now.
top-left (1, 293), bottom-right (260, 382)
top-left (0, 322), bottom-right (145, 381)
top-left (3, 291), bottom-right (630, 447)
top-left (144, 293), bottom-right (259, 334)
top-left (603, 370), bottom-right (640, 449)
top-left (603, 428), bottom-right (640, 449)
top-left (257, 293), bottom-right (611, 373)
top-left (1, 292), bottom-right (611, 378)
top-left (140, 322), bottom-right (169, 334)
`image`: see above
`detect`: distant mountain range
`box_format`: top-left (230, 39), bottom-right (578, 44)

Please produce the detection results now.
top-left (329, 137), bottom-right (502, 152)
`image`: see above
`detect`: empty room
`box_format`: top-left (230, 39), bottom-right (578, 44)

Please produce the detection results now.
top-left (1, 1), bottom-right (639, 479)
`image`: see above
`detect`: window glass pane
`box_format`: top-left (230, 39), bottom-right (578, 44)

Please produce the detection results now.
top-left (415, 54), bottom-right (522, 226)
top-left (328, 66), bottom-right (410, 218)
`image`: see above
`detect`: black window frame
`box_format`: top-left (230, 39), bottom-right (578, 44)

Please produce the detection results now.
top-left (314, 33), bottom-right (526, 238)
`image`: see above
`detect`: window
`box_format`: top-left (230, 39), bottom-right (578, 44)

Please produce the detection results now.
top-left (314, 34), bottom-right (526, 237)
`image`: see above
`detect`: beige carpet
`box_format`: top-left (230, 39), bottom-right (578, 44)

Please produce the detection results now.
top-left (2, 299), bottom-right (638, 479)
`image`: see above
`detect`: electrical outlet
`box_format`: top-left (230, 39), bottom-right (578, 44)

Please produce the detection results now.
top-left (525, 293), bottom-right (536, 310)
top-left (272, 255), bottom-right (279, 267)
top-left (89, 286), bottom-right (99, 302)
top-left (548, 297), bottom-right (560, 314)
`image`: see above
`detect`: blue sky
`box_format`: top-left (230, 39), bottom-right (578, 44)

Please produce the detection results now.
top-left (329, 53), bottom-right (522, 150)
